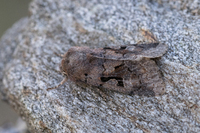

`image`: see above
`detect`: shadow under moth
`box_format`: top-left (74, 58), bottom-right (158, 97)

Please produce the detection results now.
top-left (48, 43), bottom-right (168, 96)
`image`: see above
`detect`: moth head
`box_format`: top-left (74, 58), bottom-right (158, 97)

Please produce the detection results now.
top-left (59, 49), bottom-right (79, 77)
top-left (60, 52), bottom-right (70, 78)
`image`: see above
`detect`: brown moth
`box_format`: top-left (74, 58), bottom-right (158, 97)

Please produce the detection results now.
top-left (48, 43), bottom-right (168, 96)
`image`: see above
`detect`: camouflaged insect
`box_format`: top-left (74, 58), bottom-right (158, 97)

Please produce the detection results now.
top-left (48, 43), bottom-right (168, 96)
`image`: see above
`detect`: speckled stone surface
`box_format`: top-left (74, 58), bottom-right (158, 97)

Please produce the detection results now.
top-left (0, 0), bottom-right (200, 132)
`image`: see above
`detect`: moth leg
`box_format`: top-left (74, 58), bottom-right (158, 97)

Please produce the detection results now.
top-left (47, 77), bottom-right (68, 91)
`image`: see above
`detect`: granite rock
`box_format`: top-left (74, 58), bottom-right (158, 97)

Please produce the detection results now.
top-left (0, 0), bottom-right (200, 132)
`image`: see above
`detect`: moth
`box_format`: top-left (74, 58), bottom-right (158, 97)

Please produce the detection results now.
top-left (48, 43), bottom-right (168, 96)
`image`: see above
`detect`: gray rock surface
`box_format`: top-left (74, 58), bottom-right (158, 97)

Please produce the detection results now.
top-left (0, 0), bottom-right (200, 132)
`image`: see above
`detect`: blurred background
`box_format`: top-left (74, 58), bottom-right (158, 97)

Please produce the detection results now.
top-left (0, 0), bottom-right (31, 132)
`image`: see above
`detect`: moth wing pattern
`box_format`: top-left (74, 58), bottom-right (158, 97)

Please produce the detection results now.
top-left (90, 43), bottom-right (168, 61)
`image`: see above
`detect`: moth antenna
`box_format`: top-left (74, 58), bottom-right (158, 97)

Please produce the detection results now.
top-left (141, 29), bottom-right (158, 43)
top-left (54, 52), bottom-right (64, 58)
top-left (47, 77), bottom-right (68, 91)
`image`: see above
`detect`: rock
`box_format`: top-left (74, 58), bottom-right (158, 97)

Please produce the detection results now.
top-left (0, 0), bottom-right (200, 132)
